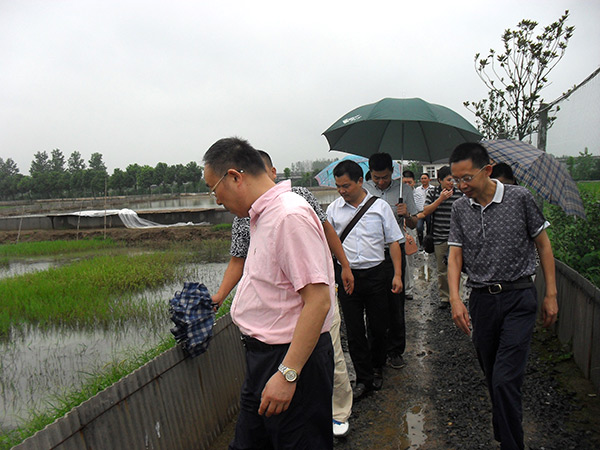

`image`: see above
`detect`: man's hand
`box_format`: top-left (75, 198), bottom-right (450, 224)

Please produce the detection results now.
top-left (450, 297), bottom-right (471, 336)
top-left (541, 294), bottom-right (558, 328)
top-left (340, 266), bottom-right (355, 295)
top-left (396, 202), bottom-right (408, 217)
top-left (391, 274), bottom-right (403, 293)
top-left (439, 188), bottom-right (453, 202)
top-left (258, 372), bottom-right (297, 417)
top-left (211, 294), bottom-right (224, 312)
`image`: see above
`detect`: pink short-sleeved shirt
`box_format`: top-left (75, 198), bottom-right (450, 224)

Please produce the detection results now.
top-left (231, 180), bottom-right (335, 344)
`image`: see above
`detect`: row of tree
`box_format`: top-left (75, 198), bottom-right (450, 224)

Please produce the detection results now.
top-left (0, 149), bottom-right (203, 200)
top-left (0, 150), bottom-right (341, 200)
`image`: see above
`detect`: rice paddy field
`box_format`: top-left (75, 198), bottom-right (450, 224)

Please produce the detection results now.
top-left (0, 232), bottom-right (232, 448)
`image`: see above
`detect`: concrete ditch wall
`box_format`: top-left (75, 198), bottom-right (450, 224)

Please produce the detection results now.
top-left (13, 315), bottom-right (245, 450)
top-left (535, 259), bottom-right (600, 393)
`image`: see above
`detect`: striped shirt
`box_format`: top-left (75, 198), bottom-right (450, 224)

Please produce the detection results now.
top-left (425, 186), bottom-right (463, 245)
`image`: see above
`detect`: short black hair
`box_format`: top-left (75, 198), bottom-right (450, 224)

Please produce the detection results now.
top-left (449, 142), bottom-right (490, 169)
top-left (203, 137), bottom-right (267, 176)
top-left (420, 173), bottom-right (430, 178)
top-left (491, 162), bottom-right (517, 183)
top-left (257, 150), bottom-right (273, 169)
top-left (368, 153), bottom-right (393, 172)
top-left (333, 160), bottom-right (364, 182)
top-left (437, 165), bottom-right (451, 180)
top-left (403, 170), bottom-right (415, 179)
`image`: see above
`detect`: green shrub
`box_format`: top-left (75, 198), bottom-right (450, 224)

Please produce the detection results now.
top-left (545, 188), bottom-right (600, 288)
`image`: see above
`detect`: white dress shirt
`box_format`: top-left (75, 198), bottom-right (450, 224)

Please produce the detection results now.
top-left (327, 192), bottom-right (404, 270)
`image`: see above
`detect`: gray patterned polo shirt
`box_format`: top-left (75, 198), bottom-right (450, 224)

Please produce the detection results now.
top-left (229, 186), bottom-right (327, 259)
top-left (448, 181), bottom-right (548, 288)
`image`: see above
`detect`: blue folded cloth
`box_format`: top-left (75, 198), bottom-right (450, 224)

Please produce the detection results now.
top-left (169, 282), bottom-right (217, 357)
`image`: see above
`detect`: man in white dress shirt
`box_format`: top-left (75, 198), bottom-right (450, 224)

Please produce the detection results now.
top-left (327, 159), bottom-right (403, 400)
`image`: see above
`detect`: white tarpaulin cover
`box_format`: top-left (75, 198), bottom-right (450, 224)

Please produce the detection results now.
top-left (71, 208), bottom-right (208, 228)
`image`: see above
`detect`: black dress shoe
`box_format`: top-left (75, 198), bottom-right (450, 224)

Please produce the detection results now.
top-left (373, 369), bottom-right (383, 390)
top-left (352, 382), bottom-right (372, 400)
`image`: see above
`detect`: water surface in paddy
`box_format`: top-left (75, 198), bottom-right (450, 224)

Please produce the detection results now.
top-left (0, 261), bottom-right (228, 431)
top-left (0, 260), bottom-right (57, 279)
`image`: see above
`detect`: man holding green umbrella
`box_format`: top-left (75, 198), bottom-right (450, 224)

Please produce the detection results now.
top-left (364, 152), bottom-right (418, 370)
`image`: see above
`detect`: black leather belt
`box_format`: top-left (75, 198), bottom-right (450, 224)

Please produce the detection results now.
top-left (240, 335), bottom-right (289, 352)
top-left (472, 276), bottom-right (534, 295)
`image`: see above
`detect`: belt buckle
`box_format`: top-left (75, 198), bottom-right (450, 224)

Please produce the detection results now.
top-left (488, 284), bottom-right (503, 294)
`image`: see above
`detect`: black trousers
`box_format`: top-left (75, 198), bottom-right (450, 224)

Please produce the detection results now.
top-left (229, 333), bottom-right (334, 450)
top-left (384, 244), bottom-right (406, 357)
top-left (336, 262), bottom-right (388, 387)
top-left (469, 287), bottom-right (537, 450)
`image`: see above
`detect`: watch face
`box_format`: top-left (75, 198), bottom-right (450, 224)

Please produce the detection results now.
top-left (284, 370), bottom-right (297, 382)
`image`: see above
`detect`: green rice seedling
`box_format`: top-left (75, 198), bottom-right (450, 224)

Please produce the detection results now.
top-left (0, 252), bottom-right (187, 334)
top-left (0, 239), bottom-right (118, 258)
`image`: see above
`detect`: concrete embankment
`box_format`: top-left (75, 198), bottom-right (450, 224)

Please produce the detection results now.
top-left (0, 208), bottom-right (236, 231)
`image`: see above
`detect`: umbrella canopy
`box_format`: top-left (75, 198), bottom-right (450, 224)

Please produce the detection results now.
top-left (323, 97), bottom-right (482, 162)
top-left (481, 139), bottom-right (585, 219)
top-left (314, 154), bottom-right (402, 187)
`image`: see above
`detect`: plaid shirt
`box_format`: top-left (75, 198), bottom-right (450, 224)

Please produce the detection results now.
top-left (169, 282), bottom-right (216, 357)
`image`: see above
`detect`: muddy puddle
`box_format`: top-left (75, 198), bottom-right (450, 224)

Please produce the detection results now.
top-left (0, 261), bottom-right (228, 431)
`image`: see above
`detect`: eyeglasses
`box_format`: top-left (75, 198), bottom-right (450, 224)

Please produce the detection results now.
top-left (209, 169), bottom-right (244, 198)
top-left (209, 173), bottom-right (228, 198)
top-left (452, 165), bottom-right (488, 186)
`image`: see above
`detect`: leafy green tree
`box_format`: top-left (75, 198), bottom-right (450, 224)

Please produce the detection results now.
top-left (30, 151), bottom-right (51, 175)
top-left (464, 11), bottom-right (574, 139)
top-left (67, 151), bottom-right (86, 172)
top-left (0, 157), bottom-right (20, 176)
top-left (154, 162), bottom-right (169, 186)
top-left (86, 153), bottom-right (108, 197)
top-left (47, 149), bottom-right (69, 197)
top-left (572, 148), bottom-right (596, 181)
top-left (109, 168), bottom-right (128, 195)
top-left (183, 161), bottom-right (203, 191)
top-left (137, 165), bottom-right (156, 192)
top-left (88, 152), bottom-right (107, 172)
top-left (124, 163), bottom-right (142, 192)
top-left (50, 149), bottom-right (66, 172)
top-left (0, 158), bottom-right (22, 200)
top-left (284, 167), bottom-right (291, 179)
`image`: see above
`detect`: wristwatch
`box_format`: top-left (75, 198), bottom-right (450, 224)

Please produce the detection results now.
top-left (278, 363), bottom-right (298, 382)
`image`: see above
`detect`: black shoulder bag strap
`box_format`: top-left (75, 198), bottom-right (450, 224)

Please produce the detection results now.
top-left (339, 196), bottom-right (378, 243)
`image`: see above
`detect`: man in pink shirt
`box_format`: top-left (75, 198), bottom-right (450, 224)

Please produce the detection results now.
top-left (204, 137), bottom-right (335, 449)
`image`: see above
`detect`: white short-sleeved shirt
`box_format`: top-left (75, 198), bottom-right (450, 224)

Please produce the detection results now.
top-left (326, 192), bottom-right (404, 270)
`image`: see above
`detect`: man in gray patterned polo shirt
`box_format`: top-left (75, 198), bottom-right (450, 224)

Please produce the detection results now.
top-left (447, 142), bottom-right (558, 450)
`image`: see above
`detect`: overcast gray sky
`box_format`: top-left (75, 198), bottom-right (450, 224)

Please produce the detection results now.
top-left (1, 0), bottom-right (599, 175)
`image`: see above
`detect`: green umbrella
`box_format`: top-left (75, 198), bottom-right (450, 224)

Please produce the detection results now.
top-left (322, 97), bottom-right (482, 163)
